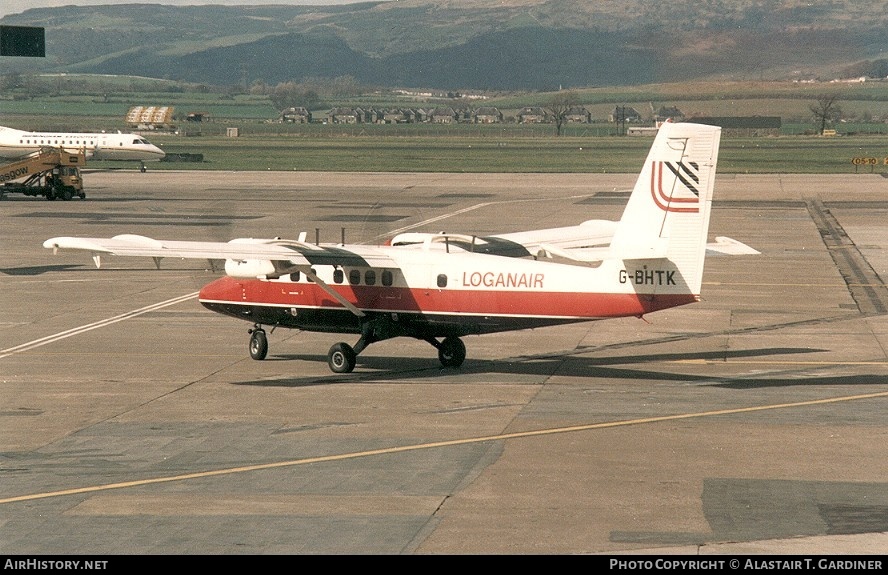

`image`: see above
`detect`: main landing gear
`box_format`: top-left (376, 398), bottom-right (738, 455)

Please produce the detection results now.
top-left (245, 324), bottom-right (467, 373)
top-left (324, 334), bottom-right (466, 373)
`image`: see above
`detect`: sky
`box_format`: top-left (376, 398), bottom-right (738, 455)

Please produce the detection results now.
top-left (2, 1), bottom-right (378, 20)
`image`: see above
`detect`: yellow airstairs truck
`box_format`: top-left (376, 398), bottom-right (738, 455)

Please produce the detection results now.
top-left (0, 147), bottom-right (86, 200)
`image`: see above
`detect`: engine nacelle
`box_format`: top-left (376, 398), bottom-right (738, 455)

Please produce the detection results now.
top-left (386, 232), bottom-right (438, 246)
top-left (224, 259), bottom-right (276, 278)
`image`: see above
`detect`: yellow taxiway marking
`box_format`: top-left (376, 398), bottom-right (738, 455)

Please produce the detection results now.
top-left (2, 390), bottom-right (886, 505)
top-left (673, 359), bottom-right (888, 366)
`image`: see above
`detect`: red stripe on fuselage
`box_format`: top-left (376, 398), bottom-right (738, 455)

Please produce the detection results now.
top-left (198, 276), bottom-right (697, 320)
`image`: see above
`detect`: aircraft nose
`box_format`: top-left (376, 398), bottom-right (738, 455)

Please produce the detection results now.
top-left (199, 275), bottom-right (242, 303)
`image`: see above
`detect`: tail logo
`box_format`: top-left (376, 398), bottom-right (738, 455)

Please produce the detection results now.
top-left (650, 161), bottom-right (700, 213)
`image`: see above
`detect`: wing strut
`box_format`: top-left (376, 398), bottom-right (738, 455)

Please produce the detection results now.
top-left (302, 267), bottom-right (366, 317)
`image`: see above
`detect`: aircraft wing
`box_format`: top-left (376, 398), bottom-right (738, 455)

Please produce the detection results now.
top-left (390, 218), bottom-right (758, 263)
top-left (492, 219), bottom-right (758, 260)
top-left (43, 234), bottom-right (400, 273)
top-left (388, 219), bottom-right (618, 258)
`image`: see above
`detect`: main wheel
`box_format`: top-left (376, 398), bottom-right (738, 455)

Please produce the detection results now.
top-left (438, 336), bottom-right (466, 368)
top-left (249, 329), bottom-right (268, 360)
top-left (328, 342), bottom-right (357, 373)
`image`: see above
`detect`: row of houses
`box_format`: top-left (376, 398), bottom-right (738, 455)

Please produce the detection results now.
top-left (280, 105), bottom-right (614, 125)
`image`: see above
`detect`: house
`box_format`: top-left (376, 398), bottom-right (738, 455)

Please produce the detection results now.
top-left (474, 107), bottom-right (503, 123)
top-left (688, 116), bottom-right (782, 137)
top-left (379, 108), bottom-right (414, 123)
top-left (280, 107), bottom-right (311, 123)
top-left (430, 107), bottom-right (457, 124)
top-left (609, 106), bottom-right (642, 123)
top-left (565, 106), bottom-right (591, 123)
top-left (518, 107), bottom-right (548, 123)
top-left (656, 106), bottom-right (684, 122)
top-left (328, 107), bottom-right (360, 124)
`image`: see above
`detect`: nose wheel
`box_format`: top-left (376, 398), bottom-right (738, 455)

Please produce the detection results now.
top-left (248, 327), bottom-right (268, 360)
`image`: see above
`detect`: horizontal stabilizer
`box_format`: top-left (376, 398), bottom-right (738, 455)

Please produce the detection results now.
top-left (706, 236), bottom-right (760, 256)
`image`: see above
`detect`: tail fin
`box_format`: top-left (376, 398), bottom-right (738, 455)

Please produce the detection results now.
top-left (609, 121), bottom-right (721, 295)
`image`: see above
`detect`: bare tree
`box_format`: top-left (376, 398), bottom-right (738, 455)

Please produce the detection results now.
top-left (810, 95), bottom-right (842, 135)
top-left (547, 91), bottom-right (578, 136)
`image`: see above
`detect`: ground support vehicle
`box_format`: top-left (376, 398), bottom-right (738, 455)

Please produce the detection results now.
top-left (1, 148), bottom-right (86, 200)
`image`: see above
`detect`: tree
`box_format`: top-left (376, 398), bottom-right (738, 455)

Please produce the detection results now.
top-left (547, 91), bottom-right (578, 136)
top-left (810, 95), bottom-right (842, 135)
top-left (269, 82), bottom-right (322, 112)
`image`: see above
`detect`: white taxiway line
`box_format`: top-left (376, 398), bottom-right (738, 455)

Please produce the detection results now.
top-left (0, 292), bottom-right (199, 359)
top-left (372, 193), bottom-right (601, 242)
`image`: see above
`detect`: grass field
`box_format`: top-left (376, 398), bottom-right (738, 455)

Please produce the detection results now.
top-left (5, 78), bottom-right (888, 175)
top-left (90, 131), bottom-right (887, 175)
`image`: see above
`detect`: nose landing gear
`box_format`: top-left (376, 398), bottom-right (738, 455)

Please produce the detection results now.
top-left (248, 326), bottom-right (268, 360)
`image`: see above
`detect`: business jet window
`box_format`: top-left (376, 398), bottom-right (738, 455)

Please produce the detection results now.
top-left (381, 270), bottom-right (393, 286)
top-left (349, 270), bottom-right (361, 285)
top-left (437, 274), bottom-right (448, 288)
top-left (333, 269), bottom-right (344, 284)
top-left (365, 270), bottom-right (376, 286)
top-left (290, 272), bottom-right (301, 282)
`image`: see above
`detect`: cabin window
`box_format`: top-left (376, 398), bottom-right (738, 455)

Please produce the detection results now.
top-left (437, 274), bottom-right (448, 288)
top-left (364, 270), bottom-right (376, 286)
top-left (333, 269), bottom-right (344, 284)
top-left (349, 269), bottom-right (361, 285)
top-left (290, 271), bottom-right (300, 282)
top-left (307, 268), bottom-right (316, 282)
top-left (381, 270), bottom-right (393, 287)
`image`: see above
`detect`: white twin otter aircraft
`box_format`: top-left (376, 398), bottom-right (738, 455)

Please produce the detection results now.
top-left (44, 121), bottom-right (758, 374)
top-left (0, 125), bottom-right (165, 162)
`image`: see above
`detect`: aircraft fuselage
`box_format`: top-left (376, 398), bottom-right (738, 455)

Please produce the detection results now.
top-left (198, 246), bottom-right (697, 340)
top-left (0, 127), bottom-right (165, 162)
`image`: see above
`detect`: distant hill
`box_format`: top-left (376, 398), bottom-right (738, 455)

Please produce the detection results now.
top-left (2, 0), bottom-right (887, 91)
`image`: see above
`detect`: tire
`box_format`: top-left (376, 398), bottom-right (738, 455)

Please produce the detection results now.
top-left (249, 329), bottom-right (268, 360)
top-left (328, 342), bottom-right (357, 373)
top-left (438, 336), bottom-right (466, 368)
top-left (61, 187), bottom-right (73, 201)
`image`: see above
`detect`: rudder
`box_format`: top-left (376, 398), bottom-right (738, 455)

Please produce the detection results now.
top-left (609, 121), bottom-right (721, 296)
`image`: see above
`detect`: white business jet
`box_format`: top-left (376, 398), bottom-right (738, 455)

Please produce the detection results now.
top-left (0, 125), bottom-right (165, 163)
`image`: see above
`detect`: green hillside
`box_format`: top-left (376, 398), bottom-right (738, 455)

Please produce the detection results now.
top-left (2, 1), bottom-right (887, 91)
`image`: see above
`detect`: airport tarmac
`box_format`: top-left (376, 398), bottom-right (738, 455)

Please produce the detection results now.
top-left (1, 168), bottom-right (887, 555)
